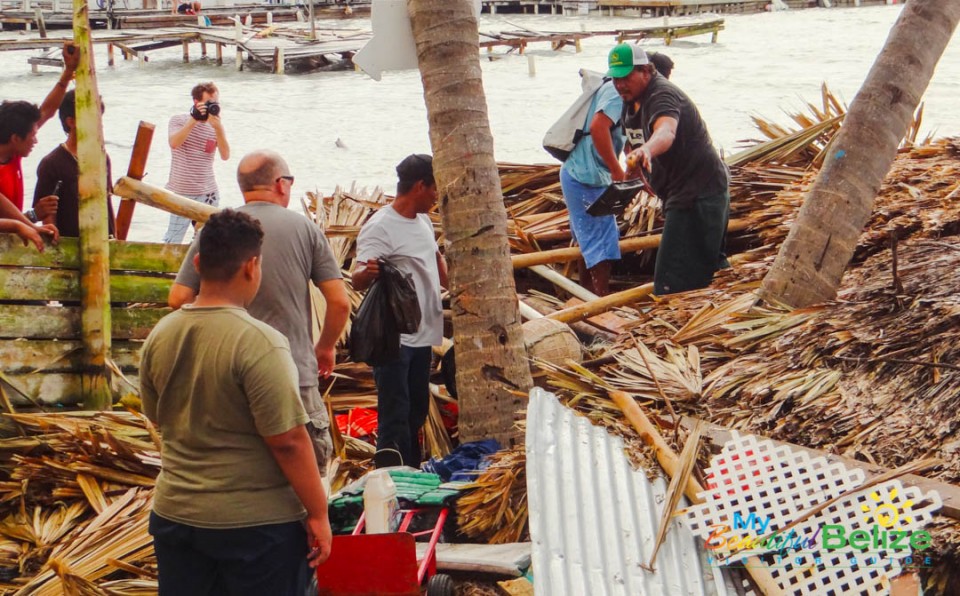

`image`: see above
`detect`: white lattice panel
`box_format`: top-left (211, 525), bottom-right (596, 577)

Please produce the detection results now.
top-left (680, 432), bottom-right (942, 596)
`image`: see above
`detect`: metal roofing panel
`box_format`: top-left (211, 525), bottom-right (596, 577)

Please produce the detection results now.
top-left (526, 388), bottom-right (725, 596)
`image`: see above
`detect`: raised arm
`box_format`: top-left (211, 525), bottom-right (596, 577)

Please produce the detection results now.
top-left (37, 43), bottom-right (79, 128)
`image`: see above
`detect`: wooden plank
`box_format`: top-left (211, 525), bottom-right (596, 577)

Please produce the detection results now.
top-left (0, 371), bottom-right (140, 406)
top-left (0, 305), bottom-right (168, 340)
top-left (681, 417), bottom-right (960, 521)
top-left (0, 233), bottom-right (187, 273)
top-left (0, 339), bottom-right (141, 373)
top-left (0, 269), bottom-right (171, 303)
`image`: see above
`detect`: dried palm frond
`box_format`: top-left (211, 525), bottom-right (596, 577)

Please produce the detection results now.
top-left (456, 447), bottom-right (528, 544)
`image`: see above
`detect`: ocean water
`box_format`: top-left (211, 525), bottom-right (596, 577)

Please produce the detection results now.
top-left (1, 4), bottom-right (958, 242)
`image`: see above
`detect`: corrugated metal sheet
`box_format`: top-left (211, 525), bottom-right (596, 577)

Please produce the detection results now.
top-left (526, 388), bottom-right (726, 596)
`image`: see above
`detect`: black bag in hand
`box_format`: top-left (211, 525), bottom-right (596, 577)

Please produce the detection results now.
top-left (350, 278), bottom-right (399, 366)
top-left (381, 260), bottom-right (421, 335)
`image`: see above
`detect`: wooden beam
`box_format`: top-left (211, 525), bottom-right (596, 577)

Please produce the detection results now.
top-left (115, 121), bottom-right (156, 240)
top-left (0, 305), bottom-right (168, 340)
top-left (512, 218), bottom-right (748, 269)
top-left (0, 340), bottom-right (141, 373)
top-left (0, 233), bottom-right (189, 273)
top-left (113, 177), bottom-right (218, 224)
top-left (547, 283), bottom-right (653, 325)
top-left (0, 269), bottom-right (173, 303)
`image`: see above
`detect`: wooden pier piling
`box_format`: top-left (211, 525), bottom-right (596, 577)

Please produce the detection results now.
top-left (73, 0), bottom-right (112, 411)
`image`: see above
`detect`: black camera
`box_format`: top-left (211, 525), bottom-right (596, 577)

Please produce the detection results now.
top-left (190, 101), bottom-right (221, 121)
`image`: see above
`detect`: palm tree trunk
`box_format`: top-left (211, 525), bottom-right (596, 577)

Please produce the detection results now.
top-left (761, 0), bottom-right (960, 308)
top-left (74, 0), bottom-right (112, 410)
top-left (408, 0), bottom-right (532, 446)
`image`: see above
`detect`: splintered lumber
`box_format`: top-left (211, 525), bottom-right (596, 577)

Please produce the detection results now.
top-left (115, 121), bottom-right (156, 241)
top-left (609, 390), bottom-right (784, 596)
top-left (113, 177), bottom-right (217, 224)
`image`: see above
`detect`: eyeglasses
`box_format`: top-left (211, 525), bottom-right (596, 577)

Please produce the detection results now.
top-left (276, 175), bottom-right (295, 185)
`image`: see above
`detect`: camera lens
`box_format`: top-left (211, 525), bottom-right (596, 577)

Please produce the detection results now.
top-left (206, 101), bottom-right (221, 116)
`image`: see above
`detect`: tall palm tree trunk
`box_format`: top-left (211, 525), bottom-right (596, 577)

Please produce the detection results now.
top-left (762, 0), bottom-right (960, 308)
top-left (408, 0), bottom-right (532, 445)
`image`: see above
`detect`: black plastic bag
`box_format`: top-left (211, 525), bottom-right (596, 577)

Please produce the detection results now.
top-left (381, 260), bottom-right (421, 335)
top-left (350, 277), bottom-right (399, 366)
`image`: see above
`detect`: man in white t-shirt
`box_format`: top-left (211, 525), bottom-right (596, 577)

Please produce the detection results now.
top-left (163, 81), bottom-right (230, 244)
top-left (352, 154), bottom-right (447, 468)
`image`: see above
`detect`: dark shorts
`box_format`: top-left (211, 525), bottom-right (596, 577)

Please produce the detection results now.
top-left (654, 190), bottom-right (730, 295)
top-left (149, 512), bottom-right (311, 596)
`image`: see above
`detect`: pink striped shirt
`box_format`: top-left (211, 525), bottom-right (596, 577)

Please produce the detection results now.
top-left (166, 113), bottom-right (219, 196)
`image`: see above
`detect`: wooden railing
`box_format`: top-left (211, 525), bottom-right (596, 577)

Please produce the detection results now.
top-left (0, 234), bottom-right (188, 405)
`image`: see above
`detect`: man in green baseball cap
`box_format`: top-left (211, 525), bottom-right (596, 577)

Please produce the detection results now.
top-left (607, 42), bottom-right (730, 296)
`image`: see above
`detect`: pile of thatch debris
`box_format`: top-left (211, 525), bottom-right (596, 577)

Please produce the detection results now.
top-left (0, 88), bottom-right (958, 594)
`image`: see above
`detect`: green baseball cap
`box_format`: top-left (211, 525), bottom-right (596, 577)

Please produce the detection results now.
top-left (607, 43), bottom-right (649, 78)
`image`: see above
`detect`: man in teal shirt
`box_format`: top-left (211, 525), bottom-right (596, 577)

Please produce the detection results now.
top-left (560, 73), bottom-right (627, 296)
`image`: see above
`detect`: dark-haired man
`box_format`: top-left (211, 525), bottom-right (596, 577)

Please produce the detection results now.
top-left (162, 81), bottom-right (230, 244)
top-left (142, 209), bottom-right (331, 595)
top-left (0, 42), bottom-right (77, 250)
top-left (33, 90), bottom-right (115, 238)
top-left (352, 154), bottom-right (447, 468)
top-left (608, 43), bottom-right (729, 295)
top-left (169, 150), bottom-right (350, 474)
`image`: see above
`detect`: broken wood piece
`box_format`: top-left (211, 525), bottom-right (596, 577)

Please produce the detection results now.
top-left (115, 121), bottom-right (155, 241)
top-left (609, 390), bottom-right (784, 595)
top-left (113, 177), bottom-right (218, 225)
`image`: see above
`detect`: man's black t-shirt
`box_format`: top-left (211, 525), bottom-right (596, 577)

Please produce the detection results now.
top-left (622, 73), bottom-right (729, 210)
top-left (33, 144), bottom-right (115, 238)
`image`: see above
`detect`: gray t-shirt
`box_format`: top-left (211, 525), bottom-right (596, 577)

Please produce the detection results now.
top-left (175, 201), bottom-right (342, 392)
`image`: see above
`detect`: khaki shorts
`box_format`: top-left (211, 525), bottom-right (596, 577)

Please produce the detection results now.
top-left (299, 386), bottom-right (333, 475)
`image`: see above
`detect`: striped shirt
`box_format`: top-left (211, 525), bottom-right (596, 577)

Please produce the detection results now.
top-left (166, 113), bottom-right (219, 196)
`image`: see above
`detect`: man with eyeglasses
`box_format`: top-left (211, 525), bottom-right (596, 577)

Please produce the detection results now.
top-left (169, 150), bottom-right (350, 475)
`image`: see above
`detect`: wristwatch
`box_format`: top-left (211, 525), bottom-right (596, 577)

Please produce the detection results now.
top-left (25, 209), bottom-right (37, 223)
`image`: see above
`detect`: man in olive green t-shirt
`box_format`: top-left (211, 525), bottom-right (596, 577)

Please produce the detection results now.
top-left (140, 209), bottom-right (331, 595)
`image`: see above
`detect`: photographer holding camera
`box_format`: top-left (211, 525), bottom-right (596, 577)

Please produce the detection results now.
top-left (163, 82), bottom-right (230, 244)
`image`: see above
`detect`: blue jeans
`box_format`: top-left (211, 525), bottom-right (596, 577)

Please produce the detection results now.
top-left (149, 512), bottom-right (310, 596)
top-left (374, 345), bottom-right (432, 467)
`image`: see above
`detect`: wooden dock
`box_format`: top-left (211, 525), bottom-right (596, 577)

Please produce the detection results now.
top-left (0, 18), bottom-right (723, 74)
top-left (0, 1), bottom-right (365, 31)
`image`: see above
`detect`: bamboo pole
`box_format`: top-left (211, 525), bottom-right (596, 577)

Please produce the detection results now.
top-left (73, 0), bottom-right (112, 410)
top-left (547, 283), bottom-right (653, 324)
top-left (609, 390), bottom-right (784, 595)
top-left (113, 177), bottom-right (217, 224)
top-left (512, 218), bottom-right (748, 269)
top-left (528, 264), bottom-right (598, 302)
top-left (114, 121), bottom-right (154, 241)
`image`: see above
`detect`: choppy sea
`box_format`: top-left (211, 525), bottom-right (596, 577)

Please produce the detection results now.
top-left (1, 4), bottom-right (958, 242)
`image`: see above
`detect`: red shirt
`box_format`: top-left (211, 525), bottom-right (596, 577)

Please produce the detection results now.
top-left (0, 155), bottom-right (24, 210)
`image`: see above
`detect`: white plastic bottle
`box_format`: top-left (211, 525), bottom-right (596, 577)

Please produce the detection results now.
top-left (363, 470), bottom-right (399, 534)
